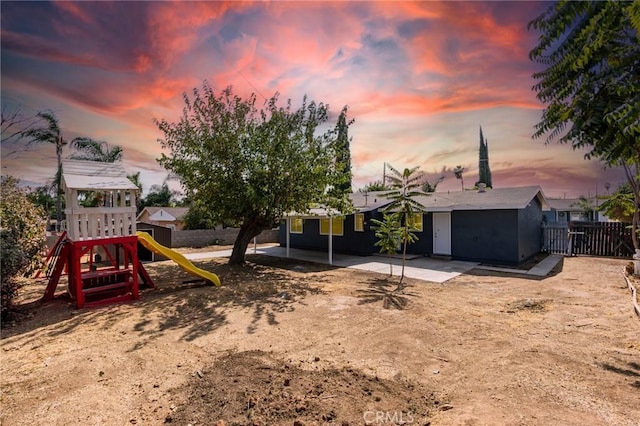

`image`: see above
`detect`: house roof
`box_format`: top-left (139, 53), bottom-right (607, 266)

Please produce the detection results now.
top-left (137, 207), bottom-right (189, 221)
top-left (413, 186), bottom-right (549, 212)
top-left (547, 198), bottom-right (603, 211)
top-left (62, 159), bottom-right (139, 191)
top-left (286, 186), bottom-right (549, 218)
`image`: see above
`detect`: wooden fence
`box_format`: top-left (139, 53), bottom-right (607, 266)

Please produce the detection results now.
top-left (542, 221), bottom-right (634, 257)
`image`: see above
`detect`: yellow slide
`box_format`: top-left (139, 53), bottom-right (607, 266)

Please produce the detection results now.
top-left (136, 231), bottom-right (221, 286)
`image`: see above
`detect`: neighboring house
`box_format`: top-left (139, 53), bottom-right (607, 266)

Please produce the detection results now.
top-left (136, 207), bottom-right (189, 230)
top-left (280, 186), bottom-right (550, 266)
top-left (543, 198), bottom-right (609, 223)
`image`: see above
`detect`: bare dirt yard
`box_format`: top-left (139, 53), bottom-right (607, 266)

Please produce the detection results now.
top-left (1, 251), bottom-right (639, 425)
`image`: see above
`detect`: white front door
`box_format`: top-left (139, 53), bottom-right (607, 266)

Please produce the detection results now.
top-left (433, 212), bottom-right (451, 255)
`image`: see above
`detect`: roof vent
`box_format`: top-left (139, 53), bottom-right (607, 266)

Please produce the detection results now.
top-left (478, 183), bottom-right (487, 193)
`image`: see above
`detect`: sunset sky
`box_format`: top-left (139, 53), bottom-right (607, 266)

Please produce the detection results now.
top-left (0, 1), bottom-right (625, 198)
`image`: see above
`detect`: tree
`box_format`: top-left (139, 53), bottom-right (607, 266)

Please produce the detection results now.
top-left (476, 126), bottom-right (492, 188)
top-left (1, 176), bottom-right (47, 320)
top-left (26, 185), bottom-right (56, 222)
top-left (371, 212), bottom-right (402, 277)
top-left (20, 111), bottom-right (67, 229)
top-left (422, 175), bottom-right (444, 193)
top-left (381, 164), bottom-right (426, 285)
top-left (332, 105), bottom-right (354, 194)
top-left (359, 180), bottom-right (390, 192)
top-left (571, 195), bottom-right (596, 221)
top-left (140, 181), bottom-right (179, 209)
top-left (183, 198), bottom-right (219, 230)
top-left (599, 183), bottom-right (634, 223)
top-left (453, 165), bottom-right (465, 191)
top-left (69, 138), bottom-right (123, 162)
top-left (155, 84), bottom-right (349, 264)
top-left (529, 1), bottom-right (640, 247)
top-left (1, 106), bottom-right (40, 155)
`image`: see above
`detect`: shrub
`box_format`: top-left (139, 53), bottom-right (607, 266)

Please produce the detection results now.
top-left (1, 176), bottom-right (47, 321)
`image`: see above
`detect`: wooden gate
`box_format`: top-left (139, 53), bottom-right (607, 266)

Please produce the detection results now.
top-left (543, 222), bottom-right (634, 257)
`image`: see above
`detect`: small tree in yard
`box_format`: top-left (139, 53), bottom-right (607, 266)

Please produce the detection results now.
top-left (371, 212), bottom-right (402, 277)
top-left (155, 83), bottom-right (350, 264)
top-left (1, 176), bottom-right (47, 321)
top-left (381, 164), bottom-right (427, 286)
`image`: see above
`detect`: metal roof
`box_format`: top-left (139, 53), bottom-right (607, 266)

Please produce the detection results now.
top-left (62, 160), bottom-right (139, 191)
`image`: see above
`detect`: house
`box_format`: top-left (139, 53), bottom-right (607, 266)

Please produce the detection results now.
top-left (543, 198), bottom-right (609, 223)
top-left (136, 207), bottom-right (189, 230)
top-left (279, 186), bottom-right (549, 266)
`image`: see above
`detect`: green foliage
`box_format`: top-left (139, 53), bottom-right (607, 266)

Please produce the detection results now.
top-left (21, 110), bottom-right (67, 229)
top-left (371, 212), bottom-right (402, 276)
top-left (26, 185), bottom-right (56, 220)
top-left (422, 175), bottom-right (444, 193)
top-left (332, 105), bottom-right (354, 194)
top-left (183, 199), bottom-right (220, 230)
top-left (155, 83), bottom-right (350, 264)
top-left (360, 180), bottom-right (390, 192)
top-left (599, 183), bottom-right (635, 223)
top-left (1, 176), bottom-right (47, 320)
top-left (381, 164), bottom-right (427, 284)
top-left (529, 1), bottom-right (640, 246)
top-left (140, 182), bottom-right (180, 209)
top-left (69, 138), bottom-right (123, 162)
top-left (453, 165), bottom-right (465, 191)
top-left (477, 127), bottom-right (492, 188)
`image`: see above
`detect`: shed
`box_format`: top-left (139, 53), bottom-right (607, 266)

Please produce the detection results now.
top-left (136, 222), bottom-right (172, 261)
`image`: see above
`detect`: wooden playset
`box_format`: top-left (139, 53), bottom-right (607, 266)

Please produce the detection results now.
top-left (41, 160), bottom-right (154, 308)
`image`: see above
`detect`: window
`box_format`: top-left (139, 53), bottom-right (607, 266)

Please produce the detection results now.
top-left (290, 218), bottom-right (303, 234)
top-left (409, 213), bottom-right (423, 231)
top-left (320, 217), bottom-right (344, 236)
top-left (354, 213), bottom-right (364, 232)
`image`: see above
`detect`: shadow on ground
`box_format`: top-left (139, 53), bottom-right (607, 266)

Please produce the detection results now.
top-left (355, 276), bottom-right (418, 310)
top-left (2, 255), bottom-right (329, 346)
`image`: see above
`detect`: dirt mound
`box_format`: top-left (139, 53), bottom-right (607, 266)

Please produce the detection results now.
top-left (168, 350), bottom-right (439, 425)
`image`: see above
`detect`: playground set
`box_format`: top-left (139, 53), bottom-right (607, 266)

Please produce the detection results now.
top-left (40, 160), bottom-right (220, 309)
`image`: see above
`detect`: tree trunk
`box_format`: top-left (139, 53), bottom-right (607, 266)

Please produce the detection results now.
top-left (622, 161), bottom-right (640, 250)
top-left (55, 141), bottom-right (63, 231)
top-left (228, 219), bottom-right (266, 265)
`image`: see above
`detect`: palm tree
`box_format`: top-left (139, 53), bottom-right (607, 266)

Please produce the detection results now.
top-left (21, 111), bottom-right (67, 230)
top-left (381, 164), bottom-right (427, 286)
top-left (454, 165), bottom-right (465, 191)
top-left (69, 138), bottom-right (123, 162)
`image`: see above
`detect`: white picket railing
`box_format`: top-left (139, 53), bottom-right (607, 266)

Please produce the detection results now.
top-left (64, 207), bottom-right (137, 241)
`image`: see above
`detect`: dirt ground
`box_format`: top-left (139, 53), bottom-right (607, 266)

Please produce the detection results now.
top-left (1, 250), bottom-right (639, 425)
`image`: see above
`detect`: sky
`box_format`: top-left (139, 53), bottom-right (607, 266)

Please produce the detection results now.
top-left (0, 0), bottom-right (626, 198)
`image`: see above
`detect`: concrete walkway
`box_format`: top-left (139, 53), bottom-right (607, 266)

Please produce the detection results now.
top-left (183, 245), bottom-right (564, 283)
top-left (184, 245), bottom-right (478, 284)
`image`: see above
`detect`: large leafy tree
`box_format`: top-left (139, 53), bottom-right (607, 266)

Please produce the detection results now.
top-left (381, 164), bottom-right (426, 285)
top-left (529, 1), bottom-right (640, 247)
top-left (155, 84), bottom-right (348, 264)
top-left (21, 111), bottom-right (67, 229)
